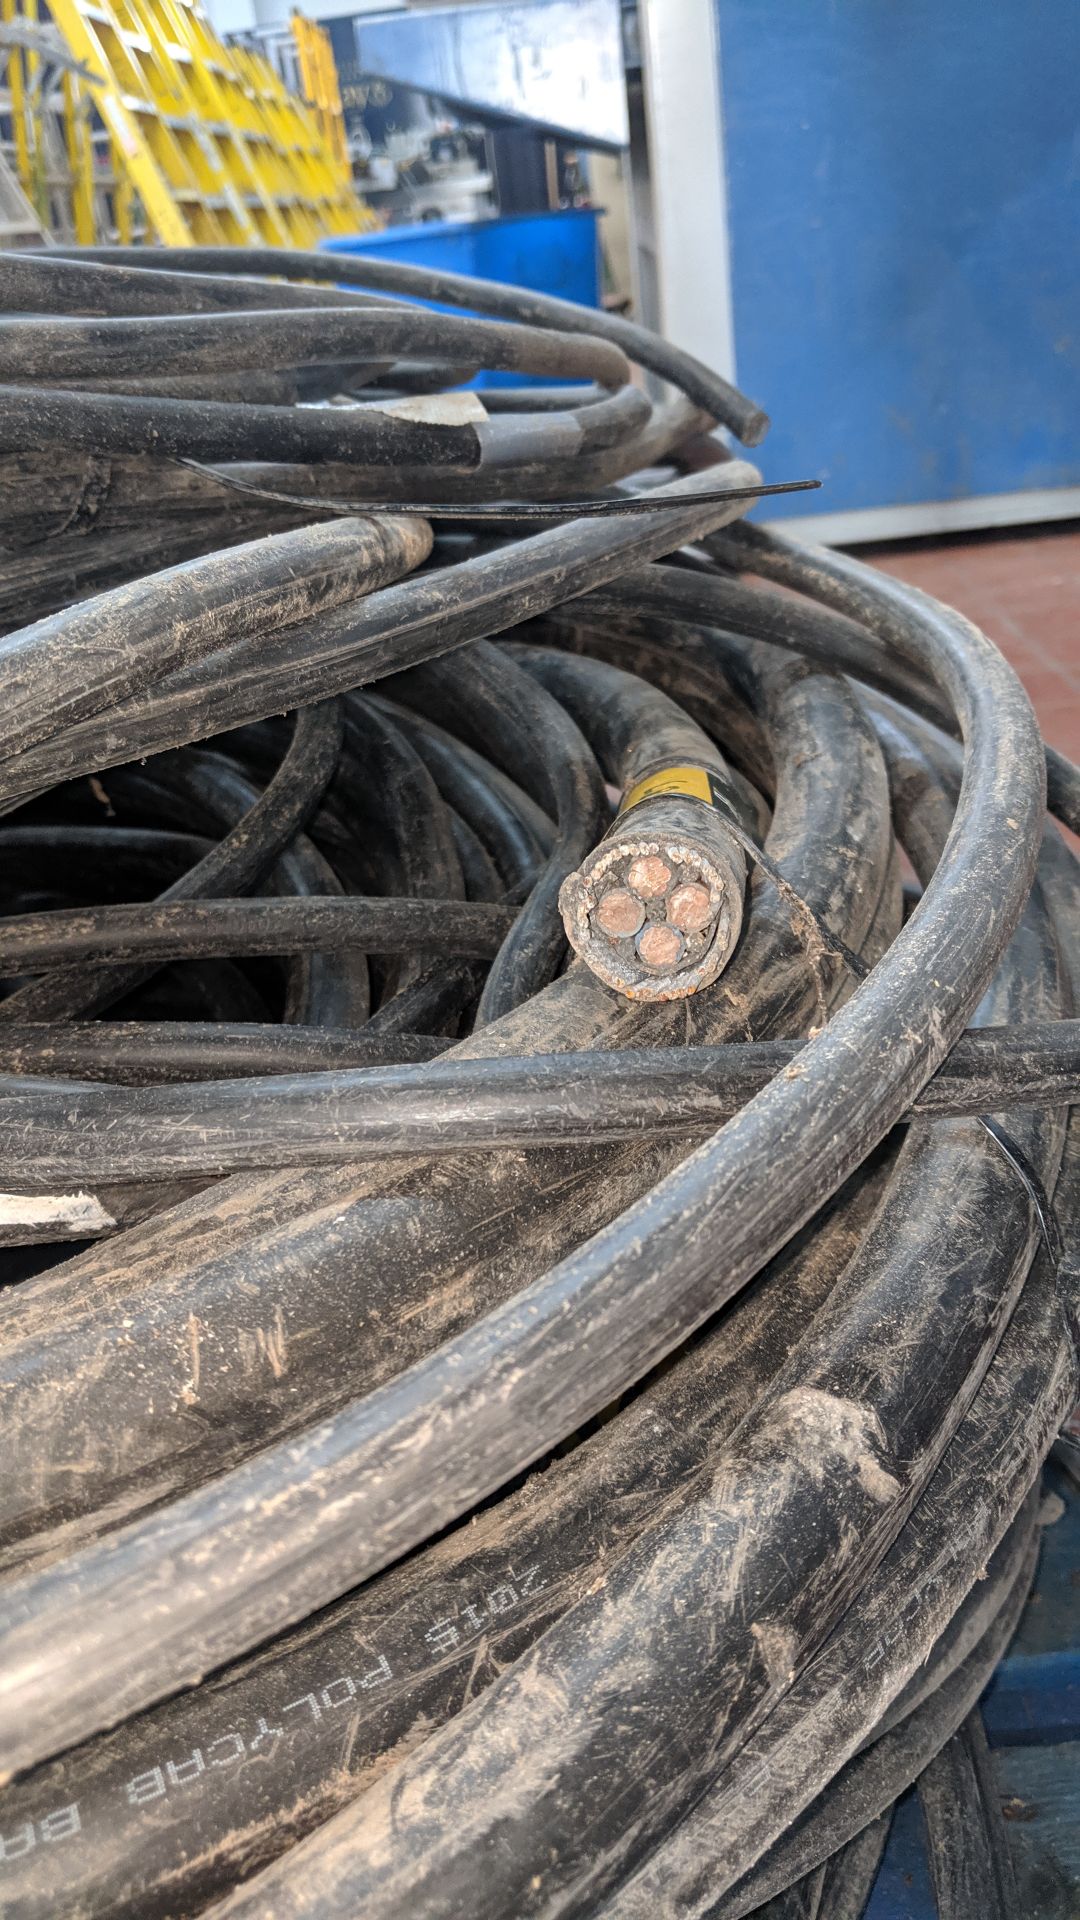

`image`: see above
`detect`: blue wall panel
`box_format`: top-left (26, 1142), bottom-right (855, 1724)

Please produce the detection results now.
top-left (716, 2), bottom-right (1080, 518)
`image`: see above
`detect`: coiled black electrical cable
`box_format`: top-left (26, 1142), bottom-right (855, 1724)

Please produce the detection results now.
top-left (0, 245), bottom-right (1074, 1920)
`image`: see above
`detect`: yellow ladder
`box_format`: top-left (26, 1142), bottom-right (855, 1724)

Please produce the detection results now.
top-left (9, 0), bottom-right (374, 246)
top-left (225, 29), bottom-right (373, 242)
top-left (43, 0), bottom-right (246, 242)
top-left (290, 10), bottom-right (349, 184)
top-left (1, 3), bottom-right (109, 241)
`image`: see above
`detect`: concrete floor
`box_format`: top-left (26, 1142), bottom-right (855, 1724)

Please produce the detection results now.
top-left (858, 521), bottom-right (1080, 767)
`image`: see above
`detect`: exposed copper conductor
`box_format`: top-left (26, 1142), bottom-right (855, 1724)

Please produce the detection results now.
top-left (667, 881), bottom-right (715, 932)
top-left (636, 923), bottom-right (685, 970)
top-left (626, 854), bottom-right (672, 898)
top-left (594, 888), bottom-right (646, 938)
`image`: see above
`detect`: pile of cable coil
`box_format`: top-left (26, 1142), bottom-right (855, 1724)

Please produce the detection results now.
top-left (0, 243), bottom-right (1076, 1920)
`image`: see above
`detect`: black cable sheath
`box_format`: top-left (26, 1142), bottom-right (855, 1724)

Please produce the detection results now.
top-left (0, 1022), bottom-right (1077, 1186)
top-left (0, 245), bottom-right (1073, 1920)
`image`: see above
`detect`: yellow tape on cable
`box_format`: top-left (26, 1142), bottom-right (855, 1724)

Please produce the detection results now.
top-left (619, 765), bottom-right (715, 814)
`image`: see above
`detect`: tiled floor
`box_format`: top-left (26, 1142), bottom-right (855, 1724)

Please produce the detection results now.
top-left (855, 521), bottom-right (1080, 765)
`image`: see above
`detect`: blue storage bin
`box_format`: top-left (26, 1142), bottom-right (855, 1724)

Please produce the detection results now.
top-left (321, 208), bottom-right (601, 387)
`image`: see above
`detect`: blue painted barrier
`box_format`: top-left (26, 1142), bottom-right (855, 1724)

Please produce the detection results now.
top-left (321, 209), bottom-right (601, 386)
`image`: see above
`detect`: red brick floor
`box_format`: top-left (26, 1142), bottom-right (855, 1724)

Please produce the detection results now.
top-left (855, 521), bottom-right (1080, 766)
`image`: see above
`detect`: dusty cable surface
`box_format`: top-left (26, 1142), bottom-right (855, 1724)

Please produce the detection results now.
top-left (0, 246), bottom-right (1074, 1920)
